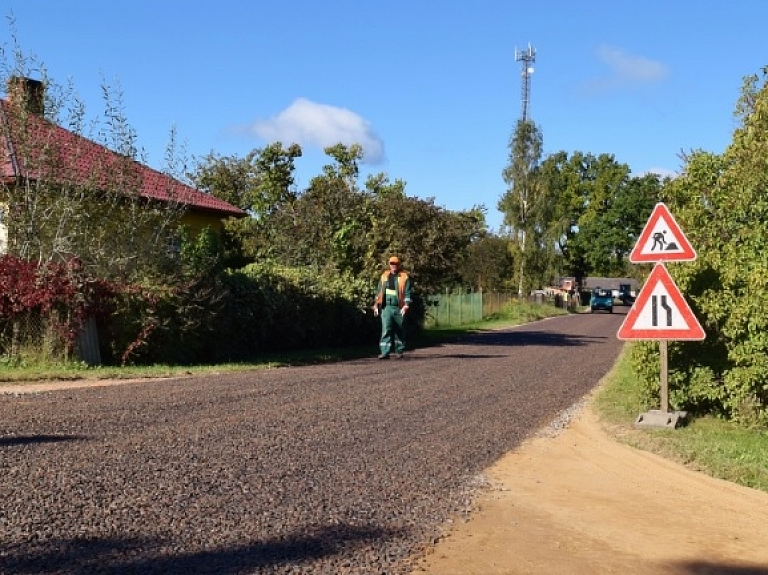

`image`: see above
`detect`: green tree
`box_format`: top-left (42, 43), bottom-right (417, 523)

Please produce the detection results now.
top-left (264, 143), bottom-right (372, 275)
top-left (499, 119), bottom-right (545, 295)
top-left (192, 142), bottom-right (302, 265)
top-left (605, 172), bottom-right (663, 275)
top-left (368, 190), bottom-right (484, 295)
top-left (570, 153), bottom-right (631, 276)
top-left (540, 151), bottom-right (659, 281)
top-left (458, 232), bottom-right (515, 292)
top-left (535, 151), bottom-right (588, 286)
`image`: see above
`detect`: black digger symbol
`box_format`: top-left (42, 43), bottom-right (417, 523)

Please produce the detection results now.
top-left (651, 230), bottom-right (679, 252)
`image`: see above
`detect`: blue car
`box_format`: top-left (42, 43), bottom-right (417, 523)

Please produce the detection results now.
top-left (590, 288), bottom-right (613, 313)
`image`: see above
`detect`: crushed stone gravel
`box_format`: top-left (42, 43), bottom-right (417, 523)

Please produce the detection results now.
top-left (0, 312), bottom-right (624, 574)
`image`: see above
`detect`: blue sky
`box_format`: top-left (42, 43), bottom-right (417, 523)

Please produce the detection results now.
top-left (2, 1), bottom-right (767, 231)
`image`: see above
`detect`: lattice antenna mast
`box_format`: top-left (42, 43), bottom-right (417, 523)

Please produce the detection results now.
top-left (515, 43), bottom-right (536, 122)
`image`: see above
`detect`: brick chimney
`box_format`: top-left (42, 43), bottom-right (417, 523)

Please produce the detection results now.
top-left (6, 76), bottom-right (44, 115)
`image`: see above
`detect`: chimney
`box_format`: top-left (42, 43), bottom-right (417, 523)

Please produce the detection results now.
top-left (7, 76), bottom-right (44, 115)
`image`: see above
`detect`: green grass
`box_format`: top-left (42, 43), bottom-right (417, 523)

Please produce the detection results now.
top-left (0, 345), bottom-right (382, 384)
top-left (593, 345), bottom-right (768, 493)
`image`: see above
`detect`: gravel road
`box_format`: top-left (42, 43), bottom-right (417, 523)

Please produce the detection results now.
top-left (0, 311), bottom-right (625, 575)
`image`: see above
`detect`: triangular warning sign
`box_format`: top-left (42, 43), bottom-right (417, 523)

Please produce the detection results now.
top-left (617, 263), bottom-right (705, 341)
top-left (630, 202), bottom-right (696, 263)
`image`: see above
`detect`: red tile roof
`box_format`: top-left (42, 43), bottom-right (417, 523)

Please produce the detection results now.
top-left (0, 100), bottom-right (246, 218)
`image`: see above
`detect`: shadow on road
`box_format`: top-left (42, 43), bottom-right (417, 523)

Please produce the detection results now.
top-left (0, 523), bottom-right (408, 575)
top-left (0, 434), bottom-right (87, 447)
top-left (674, 561), bottom-right (768, 574)
top-left (455, 329), bottom-right (608, 348)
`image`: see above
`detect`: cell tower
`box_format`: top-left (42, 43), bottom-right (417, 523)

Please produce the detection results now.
top-left (515, 44), bottom-right (536, 122)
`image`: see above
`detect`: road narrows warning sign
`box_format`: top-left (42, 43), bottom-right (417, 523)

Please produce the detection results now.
top-left (617, 263), bottom-right (705, 340)
top-left (629, 202), bottom-right (696, 263)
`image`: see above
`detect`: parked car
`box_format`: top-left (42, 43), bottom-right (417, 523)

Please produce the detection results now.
top-left (590, 287), bottom-right (613, 313)
top-left (618, 283), bottom-right (634, 305)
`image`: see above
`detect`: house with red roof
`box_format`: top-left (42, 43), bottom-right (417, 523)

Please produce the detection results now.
top-left (0, 76), bottom-right (246, 255)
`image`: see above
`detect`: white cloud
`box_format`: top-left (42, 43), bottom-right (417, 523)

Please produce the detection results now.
top-left (641, 167), bottom-right (679, 179)
top-left (249, 98), bottom-right (385, 164)
top-left (582, 45), bottom-right (669, 94)
top-left (597, 44), bottom-right (669, 84)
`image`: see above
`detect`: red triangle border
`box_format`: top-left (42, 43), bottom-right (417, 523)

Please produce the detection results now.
top-left (617, 263), bottom-right (705, 341)
top-left (629, 203), bottom-right (696, 263)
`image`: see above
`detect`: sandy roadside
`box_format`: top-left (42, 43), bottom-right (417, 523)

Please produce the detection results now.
top-left (410, 396), bottom-right (768, 575)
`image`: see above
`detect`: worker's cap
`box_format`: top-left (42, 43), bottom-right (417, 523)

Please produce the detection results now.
top-left (388, 256), bottom-right (401, 265)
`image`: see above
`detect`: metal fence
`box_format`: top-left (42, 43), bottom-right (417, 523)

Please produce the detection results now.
top-left (0, 311), bottom-right (101, 365)
top-left (423, 290), bottom-right (577, 328)
top-left (0, 311), bottom-right (67, 363)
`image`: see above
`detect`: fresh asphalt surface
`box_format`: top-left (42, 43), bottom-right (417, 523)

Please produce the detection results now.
top-left (0, 309), bottom-right (626, 574)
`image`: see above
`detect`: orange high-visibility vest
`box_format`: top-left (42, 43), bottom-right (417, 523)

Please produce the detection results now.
top-left (375, 271), bottom-right (409, 308)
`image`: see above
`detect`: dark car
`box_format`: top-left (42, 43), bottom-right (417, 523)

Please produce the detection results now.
top-left (590, 287), bottom-right (613, 313)
top-left (618, 283), bottom-right (634, 305)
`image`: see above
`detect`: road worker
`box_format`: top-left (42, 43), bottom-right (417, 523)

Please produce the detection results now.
top-left (372, 255), bottom-right (413, 359)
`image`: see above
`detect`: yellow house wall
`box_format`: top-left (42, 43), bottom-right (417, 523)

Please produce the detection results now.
top-left (0, 191), bottom-right (234, 255)
top-left (180, 210), bottom-right (227, 236)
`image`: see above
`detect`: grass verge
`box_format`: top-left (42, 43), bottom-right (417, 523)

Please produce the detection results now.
top-left (593, 344), bottom-right (768, 493)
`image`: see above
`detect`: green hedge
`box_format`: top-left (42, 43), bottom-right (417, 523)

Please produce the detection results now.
top-left (100, 263), bottom-right (384, 365)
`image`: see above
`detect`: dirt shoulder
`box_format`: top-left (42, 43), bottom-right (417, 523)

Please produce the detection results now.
top-left (0, 377), bottom-right (183, 395)
top-left (410, 394), bottom-right (768, 575)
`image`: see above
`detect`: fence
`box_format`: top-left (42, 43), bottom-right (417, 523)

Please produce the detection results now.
top-left (0, 311), bottom-right (68, 363)
top-left (423, 290), bottom-right (577, 328)
top-left (0, 310), bottom-right (101, 365)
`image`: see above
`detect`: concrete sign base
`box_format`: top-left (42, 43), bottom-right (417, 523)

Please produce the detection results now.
top-left (634, 409), bottom-right (688, 430)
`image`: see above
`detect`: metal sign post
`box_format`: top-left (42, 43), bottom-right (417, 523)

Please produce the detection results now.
top-left (660, 339), bottom-right (668, 414)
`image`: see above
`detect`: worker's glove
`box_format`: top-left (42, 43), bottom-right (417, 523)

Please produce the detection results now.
top-left (401, 305), bottom-right (409, 316)
top-left (373, 306), bottom-right (379, 317)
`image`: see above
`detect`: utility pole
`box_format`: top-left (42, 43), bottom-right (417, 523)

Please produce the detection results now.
top-left (515, 44), bottom-right (536, 122)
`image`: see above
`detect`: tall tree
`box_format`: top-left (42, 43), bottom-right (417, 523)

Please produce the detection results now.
top-left (537, 151), bottom-right (587, 284)
top-left (263, 143), bottom-right (372, 274)
top-left (533, 151), bottom-right (660, 285)
top-left (458, 232), bottom-right (515, 292)
top-left (368, 190), bottom-right (484, 294)
top-left (499, 119), bottom-right (544, 295)
top-left (604, 172), bottom-right (663, 274)
top-left (573, 153), bottom-right (630, 275)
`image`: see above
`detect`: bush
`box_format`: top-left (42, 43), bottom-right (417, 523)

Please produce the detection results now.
top-left (0, 255), bottom-right (110, 362)
top-left (631, 68), bottom-right (768, 428)
top-left (100, 262), bottom-right (382, 366)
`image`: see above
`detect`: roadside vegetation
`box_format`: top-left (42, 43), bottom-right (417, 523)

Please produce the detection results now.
top-left (0, 300), bottom-right (569, 383)
top-left (594, 344), bottom-right (768, 493)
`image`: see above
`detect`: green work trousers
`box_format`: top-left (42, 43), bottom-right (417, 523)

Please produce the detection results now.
top-left (379, 305), bottom-right (406, 356)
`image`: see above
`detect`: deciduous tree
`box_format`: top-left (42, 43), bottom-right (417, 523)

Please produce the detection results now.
top-left (499, 119), bottom-right (545, 295)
